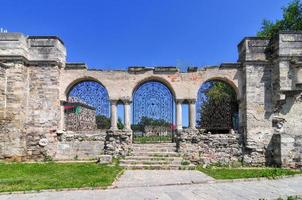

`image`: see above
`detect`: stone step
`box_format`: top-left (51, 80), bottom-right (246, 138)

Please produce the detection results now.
top-left (130, 152), bottom-right (180, 157)
top-left (120, 164), bottom-right (196, 170)
top-left (120, 159), bottom-right (181, 165)
top-left (124, 156), bottom-right (182, 161)
top-left (131, 147), bottom-right (177, 152)
top-left (132, 143), bottom-right (176, 148)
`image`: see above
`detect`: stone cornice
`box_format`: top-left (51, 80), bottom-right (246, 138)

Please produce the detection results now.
top-left (0, 55), bottom-right (64, 68)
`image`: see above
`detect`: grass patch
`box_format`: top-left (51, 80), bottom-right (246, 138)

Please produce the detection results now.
top-left (133, 135), bottom-right (172, 143)
top-left (0, 162), bottom-right (122, 192)
top-left (197, 166), bottom-right (302, 180)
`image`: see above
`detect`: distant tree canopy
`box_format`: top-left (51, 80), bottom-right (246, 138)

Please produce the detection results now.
top-left (96, 115), bottom-right (110, 129)
top-left (257, 0), bottom-right (302, 38)
top-left (205, 81), bottom-right (236, 102)
top-left (131, 116), bottom-right (170, 132)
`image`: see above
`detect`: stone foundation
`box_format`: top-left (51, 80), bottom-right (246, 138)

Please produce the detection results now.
top-left (50, 130), bottom-right (106, 160)
top-left (104, 129), bottom-right (132, 157)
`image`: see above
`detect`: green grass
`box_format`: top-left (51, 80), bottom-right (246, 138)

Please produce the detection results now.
top-left (0, 162), bottom-right (122, 193)
top-left (133, 135), bottom-right (172, 143)
top-left (197, 166), bottom-right (302, 180)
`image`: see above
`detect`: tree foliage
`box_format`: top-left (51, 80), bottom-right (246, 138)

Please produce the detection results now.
top-left (199, 81), bottom-right (238, 130)
top-left (257, 0), bottom-right (302, 38)
top-left (117, 117), bottom-right (125, 130)
top-left (131, 116), bottom-right (170, 132)
top-left (96, 115), bottom-right (110, 129)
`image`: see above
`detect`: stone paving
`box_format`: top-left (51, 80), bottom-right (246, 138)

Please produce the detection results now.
top-left (0, 171), bottom-right (301, 200)
top-left (113, 170), bottom-right (214, 188)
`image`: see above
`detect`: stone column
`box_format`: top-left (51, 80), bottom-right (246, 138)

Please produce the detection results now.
top-left (110, 100), bottom-right (118, 130)
top-left (176, 99), bottom-right (183, 130)
top-left (188, 99), bottom-right (196, 129)
top-left (124, 100), bottom-right (131, 130)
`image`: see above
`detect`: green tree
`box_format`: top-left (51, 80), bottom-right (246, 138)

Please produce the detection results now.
top-left (95, 115), bottom-right (110, 129)
top-left (199, 81), bottom-right (238, 130)
top-left (257, 0), bottom-right (302, 38)
top-left (117, 117), bottom-right (125, 129)
top-left (131, 116), bottom-right (170, 132)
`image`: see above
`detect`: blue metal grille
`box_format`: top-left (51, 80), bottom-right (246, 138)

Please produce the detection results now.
top-left (133, 81), bottom-right (174, 125)
top-left (67, 81), bottom-right (110, 117)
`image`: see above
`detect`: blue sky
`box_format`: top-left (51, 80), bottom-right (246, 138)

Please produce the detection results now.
top-left (1, 0), bottom-right (289, 71)
top-left (1, 0), bottom-right (290, 126)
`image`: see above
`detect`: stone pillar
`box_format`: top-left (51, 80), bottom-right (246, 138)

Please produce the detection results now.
top-left (110, 100), bottom-right (118, 130)
top-left (188, 99), bottom-right (196, 129)
top-left (176, 99), bottom-right (183, 130)
top-left (124, 100), bottom-right (131, 130)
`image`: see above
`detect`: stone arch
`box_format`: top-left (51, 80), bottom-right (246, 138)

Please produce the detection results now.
top-left (132, 76), bottom-right (176, 99)
top-left (131, 78), bottom-right (176, 142)
top-left (65, 78), bottom-right (110, 118)
top-left (199, 77), bottom-right (240, 100)
top-left (64, 76), bottom-right (110, 98)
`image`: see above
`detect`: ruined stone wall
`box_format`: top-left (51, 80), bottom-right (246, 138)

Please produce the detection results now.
top-left (0, 33), bottom-right (65, 161)
top-left (105, 129), bottom-right (132, 157)
top-left (53, 130), bottom-right (106, 160)
top-left (0, 62), bottom-right (28, 161)
top-left (25, 65), bottom-right (61, 160)
top-left (64, 104), bottom-right (96, 131)
top-left (238, 38), bottom-right (275, 166)
top-left (177, 129), bottom-right (242, 165)
top-left (0, 32), bottom-right (301, 167)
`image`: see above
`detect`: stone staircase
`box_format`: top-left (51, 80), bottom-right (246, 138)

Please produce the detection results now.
top-left (120, 143), bottom-right (196, 170)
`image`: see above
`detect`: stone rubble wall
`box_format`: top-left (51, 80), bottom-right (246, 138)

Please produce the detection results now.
top-left (177, 129), bottom-right (242, 166)
top-left (52, 130), bottom-right (106, 160)
top-left (64, 104), bottom-right (96, 131)
top-left (104, 129), bottom-right (132, 157)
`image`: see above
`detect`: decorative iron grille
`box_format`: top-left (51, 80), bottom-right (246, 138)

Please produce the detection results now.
top-left (133, 81), bottom-right (174, 124)
top-left (132, 81), bottom-right (175, 143)
top-left (67, 80), bottom-right (110, 117)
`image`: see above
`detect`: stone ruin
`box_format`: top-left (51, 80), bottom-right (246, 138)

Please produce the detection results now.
top-left (0, 32), bottom-right (301, 168)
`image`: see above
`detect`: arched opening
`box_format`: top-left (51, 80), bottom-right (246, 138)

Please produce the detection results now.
top-left (65, 80), bottom-right (110, 131)
top-left (196, 79), bottom-right (239, 133)
top-left (182, 100), bottom-right (189, 129)
top-left (132, 80), bottom-right (176, 143)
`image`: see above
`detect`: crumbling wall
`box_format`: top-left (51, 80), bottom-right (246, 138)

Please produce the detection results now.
top-left (177, 129), bottom-right (242, 165)
top-left (53, 130), bottom-right (106, 160)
